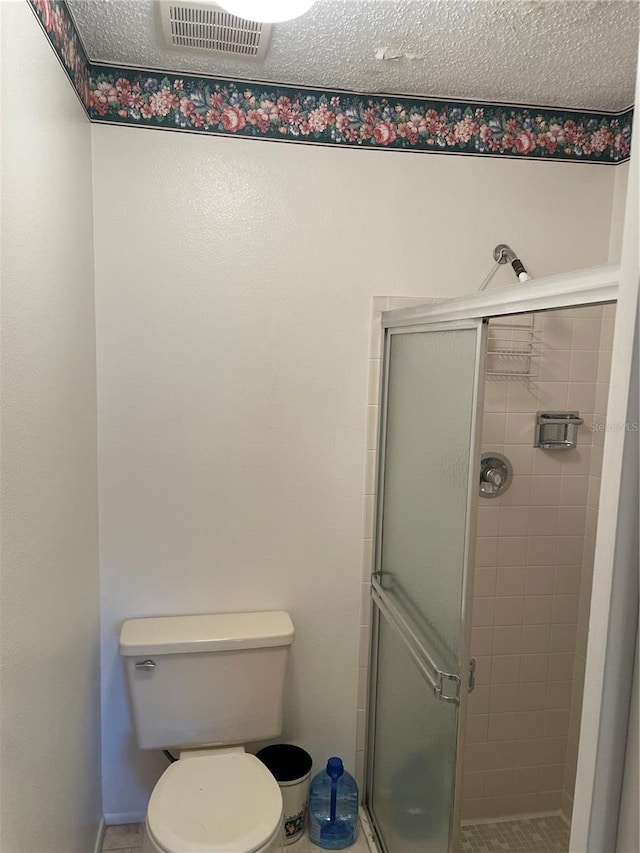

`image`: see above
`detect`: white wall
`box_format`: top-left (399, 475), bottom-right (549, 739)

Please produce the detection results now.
top-left (91, 123), bottom-right (619, 819)
top-left (0, 3), bottom-right (101, 851)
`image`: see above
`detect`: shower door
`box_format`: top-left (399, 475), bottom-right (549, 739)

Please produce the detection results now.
top-left (365, 320), bottom-right (486, 853)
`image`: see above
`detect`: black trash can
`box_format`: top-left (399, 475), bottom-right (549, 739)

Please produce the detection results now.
top-left (257, 744), bottom-right (313, 845)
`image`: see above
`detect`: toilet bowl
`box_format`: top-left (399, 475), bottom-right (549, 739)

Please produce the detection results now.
top-left (142, 751), bottom-right (284, 853)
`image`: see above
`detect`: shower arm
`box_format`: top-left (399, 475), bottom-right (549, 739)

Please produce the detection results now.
top-left (493, 243), bottom-right (532, 283)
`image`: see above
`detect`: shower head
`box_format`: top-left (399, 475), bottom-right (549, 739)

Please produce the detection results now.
top-left (493, 244), bottom-right (532, 283)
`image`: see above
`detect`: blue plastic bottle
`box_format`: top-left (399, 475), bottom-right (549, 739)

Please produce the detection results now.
top-left (308, 757), bottom-right (359, 849)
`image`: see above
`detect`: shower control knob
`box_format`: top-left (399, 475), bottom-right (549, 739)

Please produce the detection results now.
top-left (479, 453), bottom-right (512, 498)
top-left (483, 468), bottom-right (504, 487)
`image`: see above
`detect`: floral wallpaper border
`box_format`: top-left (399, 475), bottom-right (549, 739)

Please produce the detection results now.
top-left (29, 0), bottom-right (633, 164)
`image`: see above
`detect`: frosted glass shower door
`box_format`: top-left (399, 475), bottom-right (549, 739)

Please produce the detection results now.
top-left (366, 321), bottom-right (485, 853)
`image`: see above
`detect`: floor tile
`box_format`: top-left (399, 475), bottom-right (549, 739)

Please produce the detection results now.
top-left (102, 823), bottom-right (144, 850)
top-left (453, 815), bottom-right (569, 853)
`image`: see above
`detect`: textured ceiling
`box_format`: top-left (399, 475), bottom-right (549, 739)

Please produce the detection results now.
top-left (68, 0), bottom-right (639, 111)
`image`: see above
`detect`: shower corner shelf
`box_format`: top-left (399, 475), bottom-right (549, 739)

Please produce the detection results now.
top-left (485, 316), bottom-right (539, 382)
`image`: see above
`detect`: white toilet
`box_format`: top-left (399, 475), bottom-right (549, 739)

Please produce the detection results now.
top-left (119, 610), bottom-right (295, 853)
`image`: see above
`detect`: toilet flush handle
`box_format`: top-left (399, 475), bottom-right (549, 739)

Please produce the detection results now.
top-left (135, 660), bottom-right (156, 671)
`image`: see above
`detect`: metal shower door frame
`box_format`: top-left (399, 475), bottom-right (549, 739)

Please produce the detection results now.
top-left (362, 263), bottom-right (626, 853)
top-left (364, 318), bottom-right (487, 853)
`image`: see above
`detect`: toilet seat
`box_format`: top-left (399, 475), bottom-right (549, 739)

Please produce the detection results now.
top-left (146, 752), bottom-right (283, 853)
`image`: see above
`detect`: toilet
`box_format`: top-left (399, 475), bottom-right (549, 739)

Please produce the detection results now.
top-left (119, 610), bottom-right (295, 853)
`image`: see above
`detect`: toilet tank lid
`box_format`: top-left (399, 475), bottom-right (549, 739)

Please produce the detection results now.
top-left (119, 611), bottom-right (294, 656)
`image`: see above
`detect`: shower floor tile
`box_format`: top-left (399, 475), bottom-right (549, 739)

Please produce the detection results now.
top-left (454, 814), bottom-right (570, 853)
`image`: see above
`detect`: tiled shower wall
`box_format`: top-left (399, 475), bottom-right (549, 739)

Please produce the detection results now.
top-left (462, 304), bottom-right (614, 821)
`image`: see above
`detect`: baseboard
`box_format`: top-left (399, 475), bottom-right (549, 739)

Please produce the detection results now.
top-left (103, 811), bottom-right (146, 825)
top-left (93, 817), bottom-right (105, 853)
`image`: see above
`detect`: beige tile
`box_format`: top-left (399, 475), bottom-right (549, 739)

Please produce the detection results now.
top-left (497, 537), bottom-right (528, 567)
top-left (473, 566), bottom-right (497, 597)
top-left (507, 445), bottom-right (533, 476)
top-left (539, 348), bottom-right (571, 382)
top-left (523, 595), bottom-right (553, 625)
top-left (556, 536), bottom-right (584, 565)
top-left (516, 710), bottom-right (546, 740)
top-left (484, 768), bottom-right (514, 796)
top-left (528, 506), bottom-right (559, 536)
top-left (532, 449), bottom-right (563, 476)
top-left (474, 656), bottom-right (492, 685)
top-left (471, 626), bottom-right (494, 656)
top-left (545, 708), bottom-right (571, 738)
top-left (495, 565), bottom-right (525, 597)
top-left (517, 682), bottom-right (547, 712)
top-left (519, 653), bottom-right (548, 683)
top-left (367, 358), bottom-right (382, 405)
top-left (476, 537), bottom-right (498, 567)
top-left (476, 506), bottom-right (500, 537)
top-left (558, 506), bottom-right (587, 536)
top-left (521, 624), bottom-right (550, 654)
top-left (569, 350), bottom-right (599, 382)
top-left (546, 681), bottom-right (573, 710)
top-left (560, 476), bottom-right (590, 506)
top-left (498, 507), bottom-right (530, 537)
top-left (468, 684), bottom-right (490, 715)
top-left (538, 791), bottom-right (564, 812)
top-left (464, 741), bottom-right (488, 772)
top-left (543, 736), bottom-right (568, 766)
top-left (524, 565), bottom-right (555, 596)
top-left (482, 413), bottom-right (506, 445)
top-left (505, 413), bottom-right (536, 445)
top-left (466, 714), bottom-right (489, 743)
top-left (472, 597), bottom-right (494, 627)
top-left (552, 594), bottom-right (579, 624)
top-left (493, 596), bottom-right (524, 627)
top-left (491, 655), bottom-right (520, 684)
top-left (542, 315), bottom-right (573, 349)
top-left (487, 712), bottom-right (517, 742)
top-left (548, 652), bottom-right (575, 682)
top-left (500, 476), bottom-right (532, 506)
top-left (527, 537), bottom-right (557, 566)
top-left (515, 737), bottom-right (545, 768)
top-left (572, 318), bottom-right (602, 350)
top-left (103, 824), bottom-right (144, 850)
top-left (484, 381), bottom-right (509, 413)
top-left (530, 476), bottom-right (562, 506)
top-left (490, 684), bottom-right (519, 713)
top-left (464, 770), bottom-right (486, 798)
top-left (484, 739), bottom-right (516, 770)
top-left (513, 766), bottom-right (541, 794)
top-left (560, 446), bottom-right (591, 476)
top-left (541, 764), bottom-right (567, 792)
top-left (576, 625), bottom-right (588, 657)
top-left (492, 625), bottom-right (522, 655)
top-left (550, 623), bottom-right (578, 653)
top-left (554, 564), bottom-right (582, 595)
top-left (538, 381), bottom-right (570, 410)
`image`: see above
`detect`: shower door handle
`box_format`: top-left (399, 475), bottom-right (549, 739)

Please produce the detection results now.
top-left (468, 658), bottom-right (476, 693)
top-left (371, 578), bottom-right (461, 704)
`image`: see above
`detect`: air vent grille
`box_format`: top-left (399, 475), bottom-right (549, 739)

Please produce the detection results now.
top-left (161, 2), bottom-right (271, 59)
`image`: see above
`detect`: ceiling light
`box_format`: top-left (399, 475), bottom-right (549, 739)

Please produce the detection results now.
top-left (216, 0), bottom-right (315, 23)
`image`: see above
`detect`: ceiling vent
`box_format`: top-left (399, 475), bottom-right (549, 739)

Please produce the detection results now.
top-left (160, 2), bottom-right (271, 60)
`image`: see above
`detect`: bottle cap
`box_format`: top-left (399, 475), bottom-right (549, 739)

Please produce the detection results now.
top-left (326, 756), bottom-right (344, 777)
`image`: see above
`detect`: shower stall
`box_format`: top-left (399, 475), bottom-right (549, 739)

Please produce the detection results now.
top-left (361, 265), bottom-right (631, 853)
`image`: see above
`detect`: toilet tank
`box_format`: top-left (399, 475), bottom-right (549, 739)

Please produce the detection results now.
top-left (120, 611), bottom-right (294, 750)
